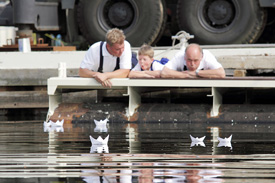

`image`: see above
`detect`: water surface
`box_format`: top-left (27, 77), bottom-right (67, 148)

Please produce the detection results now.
top-left (0, 120), bottom-right (275, 182)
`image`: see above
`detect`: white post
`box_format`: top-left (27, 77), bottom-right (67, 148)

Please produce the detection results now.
top-left (127, 86), bottom-right (141, 116)
top-left (58, 62), bottom-right (67, 78)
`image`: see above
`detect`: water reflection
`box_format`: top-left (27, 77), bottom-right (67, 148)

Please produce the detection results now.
top-left (0, 120), bottom-right (275, 181)
top-left (44, 119), bottom-right (64, 132)
top-left (1, 120), bottom-right (275, 155)
top-left (80, 154), bottom-right (225, 183)
top-left (82, 163), bottom-right (133, 182)
top-left (0, 120), bottom-right (275, 155)
top-left (90, 135), bottom-right (109, 153)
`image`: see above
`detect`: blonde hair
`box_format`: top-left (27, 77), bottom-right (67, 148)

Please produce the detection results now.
top-left (105, 28), bottom-right (125, 46)
top-left (138, 44), bottom-right (154, 58)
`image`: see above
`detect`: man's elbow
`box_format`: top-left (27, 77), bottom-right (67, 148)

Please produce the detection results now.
top-left (78, 68), bottom-right (84, 77)
top-left (128, 71), bottom-right (134, 78)
top-left (121, 69), bottom-right (130, 78)
top-left (79, 68), bottom-right (90, 78)
top-left (154, 71), bottom-right (161, 78)
top-left (211, 67), bottom-right (225, 78)
top-left (219, 68), bottom-right (226, 78)
top-left (220, 73), bottom-right (226, 78)
top-left (161, 71), bottom-right (171, 78)
top-left (160, 68), bottom-right (168, 78)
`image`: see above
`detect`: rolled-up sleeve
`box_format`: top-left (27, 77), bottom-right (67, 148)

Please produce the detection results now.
top-left (119, 41), bottom-right (132, 69)
top-left (80, 43), bottom-right (100, 71)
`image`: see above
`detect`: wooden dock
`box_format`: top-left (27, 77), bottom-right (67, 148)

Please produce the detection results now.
top-left (46, 76), bottom-right (275, 122)
top-left (1, 45), bottom-right (275, 121)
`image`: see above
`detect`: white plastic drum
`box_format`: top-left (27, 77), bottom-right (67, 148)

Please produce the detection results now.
top-left (0, 26), bottom-right (18, 47)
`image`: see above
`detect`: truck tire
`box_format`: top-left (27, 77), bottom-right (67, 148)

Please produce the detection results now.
top-left (77, 0), bottom-right (165, 47)
top-left (177, 0), bottom-right (267, 44)
top-left (151, 0), bottom-right (167, 46)
top-left (258, 9), bottom-right (275, 43)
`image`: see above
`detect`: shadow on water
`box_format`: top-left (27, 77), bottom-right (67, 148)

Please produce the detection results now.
top-left (0, 119), bottom-right (275, 182)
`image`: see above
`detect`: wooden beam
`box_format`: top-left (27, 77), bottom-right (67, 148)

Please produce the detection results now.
top-left (0, 91), bottom-right (48, 108)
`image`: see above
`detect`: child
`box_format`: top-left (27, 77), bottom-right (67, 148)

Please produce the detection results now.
top-left (129, 44), bottom-right (167, 78)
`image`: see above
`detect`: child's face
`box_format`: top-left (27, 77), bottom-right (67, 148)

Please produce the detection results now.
top-left (138, 55), bottom-right (154, 71)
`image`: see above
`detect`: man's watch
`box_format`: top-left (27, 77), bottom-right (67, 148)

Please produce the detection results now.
top-left (195, 69), bottom-right (200, 77)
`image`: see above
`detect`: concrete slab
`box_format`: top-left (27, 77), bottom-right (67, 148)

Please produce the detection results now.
top-left (1, 45), bottom-right (275, 86)
top-left (0, 51), bottom-right (84, 69)
top-left (1, 45), bottom-right (275, 70)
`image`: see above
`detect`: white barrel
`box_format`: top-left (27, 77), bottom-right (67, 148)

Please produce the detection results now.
top-left (0, 26), bottom-right (18, 47)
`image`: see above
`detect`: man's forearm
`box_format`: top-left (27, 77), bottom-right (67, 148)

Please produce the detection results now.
top-left (104, 69), bottom-right (130, 79)
top-left (161, 67), bottom-right (188, 78)
top-left (197, 68), bottom-right (225, 78)
top-left (79, 68), bottom-right (98, 78)
top-left (144, 70), bottom-right (161, 78)
top-left (129, 71), bottom-right (157, 78)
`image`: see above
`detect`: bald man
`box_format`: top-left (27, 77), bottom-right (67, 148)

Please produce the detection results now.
top-left (161, 44), bottom-right (225, 78)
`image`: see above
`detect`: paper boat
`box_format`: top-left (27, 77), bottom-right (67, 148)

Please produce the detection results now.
top-left (44, 119), bottom-right (64, 127)
top-left (190, 135), bottom-right (206, 147)
top-left (43, 121), bottom-right (52, 127)
top-left (43, 125), bottom-right (64, 133)
top-left (43, 119), bottom-right (64, 132)
top-left (51, 119), bottom-right (64, 127)
top-left (90, 135), bottom-right (109, 153)
top-left (217, 135), bottom-right (232, 148)
top-left (90, 135), bottom-right (109, 145)
top-left (94, 118), bottom-right (108, 132)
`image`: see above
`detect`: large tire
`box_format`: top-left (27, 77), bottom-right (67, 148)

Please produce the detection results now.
top-left (77, 0), bottom-right (165, 47)
top-left (177, 0), bottom-right (267, 44)
top-left (258, 9), bottom-right (275, 43)
top-left (151, 0), bottom-right (167, 46)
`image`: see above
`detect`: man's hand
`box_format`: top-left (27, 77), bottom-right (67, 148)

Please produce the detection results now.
top-left (143, 74), bottom-right (155, 79)
top-left (183, 71), bottom-right (197, 78)
top-left (93, 73), bottom-right (112, 88)
top-left (101, 79), bottom-right (112, 88)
